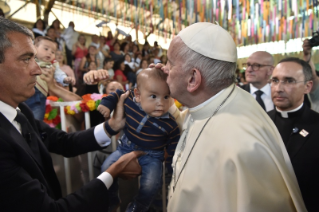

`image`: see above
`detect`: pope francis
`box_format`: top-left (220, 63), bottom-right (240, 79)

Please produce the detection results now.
top-left (163, 22), bottom-right (307, 212)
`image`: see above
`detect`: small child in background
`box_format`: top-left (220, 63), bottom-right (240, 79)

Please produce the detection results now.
top-left (25, 36), bottom-right (75, 120)
top-left (103, 57), bottom-right (115, 80)
top-left (124, 53), bottom-right (139, 71)
top-left (98, 68), bottom-right (180, 212)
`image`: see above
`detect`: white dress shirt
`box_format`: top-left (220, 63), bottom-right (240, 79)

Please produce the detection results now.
top-left (0, 100), bottom-right (113, 189)
top-left (250, 83), bottom-right (274, 112)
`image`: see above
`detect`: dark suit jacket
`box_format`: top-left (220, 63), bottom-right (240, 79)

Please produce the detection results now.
top-left (0, 103), bottom-right (109, 212)
top-left (268, 106), bottom-right (319, 212)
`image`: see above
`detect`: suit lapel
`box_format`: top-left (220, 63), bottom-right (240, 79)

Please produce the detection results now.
top-left (0, 112), bottom-right (45, 172)
top-left (286, 107), bottom-right (314, 159)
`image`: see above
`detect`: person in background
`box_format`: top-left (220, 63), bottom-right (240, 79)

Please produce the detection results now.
top-left (136, 59), bottom-right (149, 75)
top-left (25, 36), bottom-right (73, 120)
top-left (302, 39), bottom-right (319, 113)
top-left (90, 34), bottom-right (104, 69)
top-left (129, 43), bottom-right (140, 60)
top-left (49, 19), bottom-right (63, 51)
top-left (120, 42), bottom-right (130, 57)
top-left (160, 54), bottom-right (167, 65)
top-left (0, 8), bottom-right (4, 18)
top-left (124, 53), bottom-right (138, 71)
top-left (105, 30), bottom-right (119, 52)
top-left (113, 59), bottom-right (129, 90)
top-left (110, 41), bottom-right (124, 63)
top-left (72, 34), bottom-right (88, 82)
top-left (32, 19), bottom-right (46, 38)
top-left (268, 57), bottom-right (319, 212)
top-left (103, 57), bottom-right (115, 80)
top-left (100, 35), bottom-right (110, 60)
top-left (141, 41), bottom-right (151, 59)
top-left (61, 21), bottom-right (79, 67)
top-left (78, 45), bottom-right (100, 86)
top-left (55, 50), bottom-right (76, 91)
top-left (240, 51), bottom-right (275, 112)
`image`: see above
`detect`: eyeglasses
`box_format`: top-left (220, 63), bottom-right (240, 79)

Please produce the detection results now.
top-left (242, 63), bottom-right (273, 71)
top-left (270, 78), bottom-right (305, 86)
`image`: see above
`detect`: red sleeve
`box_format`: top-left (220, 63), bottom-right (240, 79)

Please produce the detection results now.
top-left (114, 70), bottom-right (127, 82)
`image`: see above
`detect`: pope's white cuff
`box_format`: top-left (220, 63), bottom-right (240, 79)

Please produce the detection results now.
top-left (94, 123), bottom-right (111, 147)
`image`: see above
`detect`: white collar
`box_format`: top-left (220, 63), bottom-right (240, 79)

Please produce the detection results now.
top-left (276, 103), bottom-right (303, 118)
top-left (189, 89), bottom-right (225, 112)
top-left (0, 101), bottom-right (18, 123)
top-left (250, 83), bottom-right (271, 96)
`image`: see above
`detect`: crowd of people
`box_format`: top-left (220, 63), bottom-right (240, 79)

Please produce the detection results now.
top-left (2, 12), bottom-right (319, 212)
top-left (30, 19), bottom-right (167, 97)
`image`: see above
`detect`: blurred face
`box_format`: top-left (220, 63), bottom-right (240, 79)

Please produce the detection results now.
top-left (53, 20), bottom-right (60, 28)
top-left (69, 22), bottom-right (75, 29)
top-left (163, 38), bottom-right (186, 99)
top-left (92, 35), bottom-right (99, 43)
top-left (133, 45), bottom-right (138, 53)
top-left (245, 52), bottom-right (273, 88)
top-left (100, 36), bottom-right (106, 44)
top-left (134, 78), bottom-right (170, 117)
top-left (141, 60), bottom-right (148, 69)
top-left (120, 62), bottom-right (125, 70)
top-left (36, 40), bottom-right (57, 62)
top-left (55, 50), bottom-right (64, 63)
top-left (124, 44), bottom-right (129, 52)
top-left (104, 61), bottom-right (114, 70)
top-left (271, 62), bottom-right (312, 111)
top-left (106, 81), bottom-right (123, 94)
top-left (88, 62), bottom-right (97, 70)
top-left (0, 32), bottom-right (42, 107)
top-left (88, 46), bottom-right (97, 55)
top-left (107, 31), bottom-right (113, 39)
top-left (46, 28), bottom-right (56, 39)
top-left (125, 54), bottom-right (131, 62)
top-left (78, 36), bottom-right (86, 45)
top-left (36, 20), bottom-right (44, 30)
top-left (161, 56), bottom-right (167, 64)
top-left (114, 43), bottom-right (120, 51)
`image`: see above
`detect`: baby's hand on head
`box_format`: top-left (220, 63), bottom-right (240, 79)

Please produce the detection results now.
top-left (98, 105), bottom-right (111, 119)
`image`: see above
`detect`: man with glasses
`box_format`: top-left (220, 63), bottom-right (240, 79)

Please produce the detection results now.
top-left (268, 57), bottom-right (319, 212)
top-left (241, 51), bottom-right (274, 111)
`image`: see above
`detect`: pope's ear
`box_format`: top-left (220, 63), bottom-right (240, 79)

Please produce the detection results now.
top-left (187, 69), bottom-right (202, 93)
top-left (134, 88), bottom-right (141, 102)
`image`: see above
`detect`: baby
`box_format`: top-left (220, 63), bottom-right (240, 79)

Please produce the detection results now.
top-left (25, 36), bottom-right (74, 120)
top-left (98, 68), bottom-right (180, 212)
top-left (34, 36), bottom-right (74, 86)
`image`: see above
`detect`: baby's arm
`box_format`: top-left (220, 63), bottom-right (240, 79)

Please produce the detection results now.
top-left (97, 104), bottom-right (111, 118)
top-left (53, 63), bottom-right (69, 86)
top-left (99, 89), bottom-right (126, 118)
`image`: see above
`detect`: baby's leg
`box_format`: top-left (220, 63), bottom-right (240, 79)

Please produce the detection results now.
top-left (127, 152), bottom-right (163, 212)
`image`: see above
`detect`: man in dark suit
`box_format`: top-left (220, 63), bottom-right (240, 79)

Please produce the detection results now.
top-left (268, 57), bottom-right (319, 212)
top-left (241, 51), bottom-right (275, 112)
top-left (0, 17), bottom-right (142, 211)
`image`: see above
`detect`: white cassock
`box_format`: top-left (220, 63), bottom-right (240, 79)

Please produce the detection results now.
top-left (167, 84), bottom-right (307, 212)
